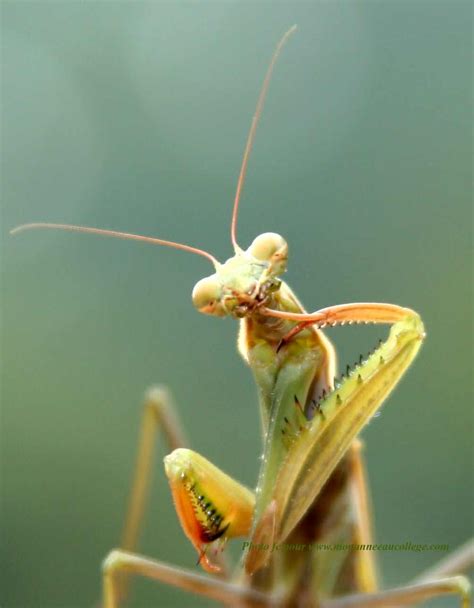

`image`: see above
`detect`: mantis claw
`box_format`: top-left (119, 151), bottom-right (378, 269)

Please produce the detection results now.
top-left (164, 448), bottom-right (255, 573)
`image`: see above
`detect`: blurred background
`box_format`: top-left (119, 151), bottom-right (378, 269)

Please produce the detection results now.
top-left (2, 2), bottom-right (472, 607)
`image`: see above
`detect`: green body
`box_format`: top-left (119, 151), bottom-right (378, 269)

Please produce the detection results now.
top-left (188, 233), bottom-right (424, 601)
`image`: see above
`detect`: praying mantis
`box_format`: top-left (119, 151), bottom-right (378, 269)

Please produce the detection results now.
top-left (11, 26), bottom-right (473, 608)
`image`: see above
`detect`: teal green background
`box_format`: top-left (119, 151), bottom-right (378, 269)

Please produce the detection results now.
top-left (2, 2), bottom-right (472, 607)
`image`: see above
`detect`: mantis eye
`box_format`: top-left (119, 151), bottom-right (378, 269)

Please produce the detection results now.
top-left (248, 232), bottom-right (288, 273)
top-left (192, 276), bottom-right (222, 315)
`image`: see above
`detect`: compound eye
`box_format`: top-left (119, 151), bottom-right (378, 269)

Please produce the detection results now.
top-left (247, 233), bottom-right (288, 270)
top-left (192, 276), bottom-right (222, 314)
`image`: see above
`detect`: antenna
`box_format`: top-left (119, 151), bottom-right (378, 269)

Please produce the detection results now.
top-left (10, 223), bottom-right (220, 268)
top-left (230, 25), bottom-right (297, 252)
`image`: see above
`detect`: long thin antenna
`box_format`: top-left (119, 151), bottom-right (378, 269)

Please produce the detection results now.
top-left (10, 223), bottom-right (220, 268)
top-left (230, 25), bottom-right (297, 252)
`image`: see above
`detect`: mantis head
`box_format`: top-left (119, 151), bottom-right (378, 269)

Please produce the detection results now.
top-left (192, 232), bottom-right (287, 318)
top-left (11, 26), bottom-right (297, 326)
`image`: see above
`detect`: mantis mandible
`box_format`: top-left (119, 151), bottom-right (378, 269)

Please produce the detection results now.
top-left (12, 26), bottom-right (473, 608)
